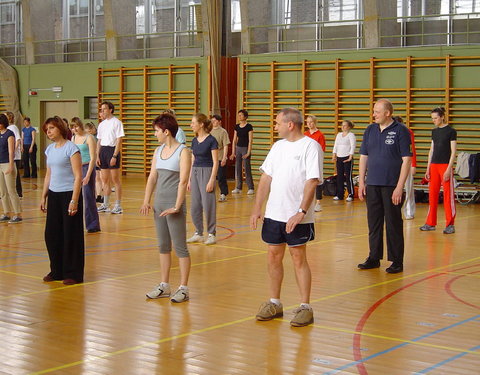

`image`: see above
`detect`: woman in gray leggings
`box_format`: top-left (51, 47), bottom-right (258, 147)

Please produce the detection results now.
top-left (187, 113), bottom-right (219, 245)
top-left (140, 113), bottom-right (192, 303)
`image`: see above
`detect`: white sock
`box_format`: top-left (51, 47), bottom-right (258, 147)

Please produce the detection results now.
top-left (179, 285), bottom-right (188, 290)
top-left (161, 282), bottom-right (170, 288)
top-left (300, 303), bottom-right (311, 309)
top-left (103, 196), bottom-right (110, 205)
top-left (115, 200), bottom-right (121, 206)
top-left (270, 298), bottom-right (282, 306)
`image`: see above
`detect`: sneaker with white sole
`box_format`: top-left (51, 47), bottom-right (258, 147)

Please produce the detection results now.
top-left (314, 203), bottom-right (322, 212)
top-left (290, 305), bottom-right (314, 327)
top-left (146, 283), bottom-right (171, 299)
top-left (110, 205), bottom-right (123, 214)
top-left (333, 196), bottom-right (340, 201)
top-left (187, 233), bottom-right (204, 243)
top-left (171, 287), bottom-right (189, 303)
top-left (231, 188), bottom-right (241, 194)
top-left (420, 224), bottom-right (435, 231)
top-left (8, 216), bottom-right (22, 224)
top-left (256, 301), bottom-right (283, 321)
top-left (204, 234), bottom-right (216, 245)
top-left (346, 196), bottom-right (353, 202)
top-left (247, 189), bottom-right (255, 195)
top-left (97, 204), bottom-right (110, 213)
top-left (443, 225), bottom-right (455, 234)
top-left (0, 215), bottom-right (10, 222)
top-left (218, 194), bottom-right (227, 202)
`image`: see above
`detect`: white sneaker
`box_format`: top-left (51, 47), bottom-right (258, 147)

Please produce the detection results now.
top-left (187, 233), bottom-right (204, 243)
top-left (231, 188), bottom-right (241, 194)
top-left (314, 203), bottom-right (322, 212)
top-left (171, 287), bottom-right (189, 303)
top-left (204, 234), bottom-right (216, 245)
top-left (146, 283), bottom-right (171, 299)
top-left (97, 204), bottom-right (110, 213)
top-left (346, 196), bottom-right (353, 202)
top-left (333, 196), bottom-right (340, 201)
top-left (247, 189), bottom-right (255, 195)
top-left (218, 194), bottom-right (227, 202)
top-left (110, 205), bottom-right (123, 214)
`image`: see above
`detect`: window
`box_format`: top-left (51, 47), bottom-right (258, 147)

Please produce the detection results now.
top-left (231, 0), bottom-right (241, 32)
top-left (327, 0), bottom-right (358, 22)
top-left (0, 1), bottom-right (15, 25)
top-left (397, 0), bottom-right (480, 18)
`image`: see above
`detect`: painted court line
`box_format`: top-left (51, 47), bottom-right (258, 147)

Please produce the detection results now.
top-left (413, 344), bottom-right (480, 374)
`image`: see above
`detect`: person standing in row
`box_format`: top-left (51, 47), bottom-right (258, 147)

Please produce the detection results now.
top-left (210, 114), bottom-right (230, 202)
top-left (420, 107), bottom-right (457, 234)
top-left (96, 101), bottom-right (125, 214)
top-left (85, 122), bottom-right (104, 203)
top-left (0, 114), bottom-right (22, 223)
top-left (71, 117), bottom-right (101, 233)
top-left (5, 112), bottom-right (22, 198)
top-left (251, 108), bottom-right (322, 327)
top-left (163, 109), bottom-right (186, 145)
top-left (21, 117), bottom-right (37, 178)
top-left (332, 120), bottom-right (356, 202)
top-left (230, 109), bottom-right (254, 195)
top-left (41, 116), bottom-right (84, 285)
top-left (357, 99), bottom-right (411, 274)
top-left (393, 116), bottom-right (417, 220)
top-left (141, 113), bottom-right (192, 303)
top-left (304, 115), bottom-right (325, 212)
top-left (187, 113), bottom-right (219, 245)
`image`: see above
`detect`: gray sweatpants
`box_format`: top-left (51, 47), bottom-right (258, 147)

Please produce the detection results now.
top-left (190, 166), bottom-right (216, 235)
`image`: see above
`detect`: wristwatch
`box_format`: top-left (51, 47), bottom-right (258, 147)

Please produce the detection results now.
top-left (298, 208), bottom-right (307, 214)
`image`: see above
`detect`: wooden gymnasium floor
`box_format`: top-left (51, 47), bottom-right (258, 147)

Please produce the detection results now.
top-left (1, 175), bottom-right (479, 375)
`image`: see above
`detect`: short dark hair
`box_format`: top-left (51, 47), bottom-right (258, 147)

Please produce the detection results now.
top-left (101, 101), bottom-right (115, 114)
top-left (43, 116), bottom-right (68, 139)
top-left (152, 113), bottom-right (179, 137)
top-left (238, 109), bottom-right (248, 119)
top-left (24, 117), bottom-right (31, 122)
top-left (211, 114), bottom-right (222, 121)
top-left (0, 114), bottom-right (9, 129)
top-left (431, 107), bottom-right (446, 117)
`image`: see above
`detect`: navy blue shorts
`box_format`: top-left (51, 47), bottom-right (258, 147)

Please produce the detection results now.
top-left (99, 146), bottom-right (121, 169)
top-left (261, 218), bottom-right (315, 247)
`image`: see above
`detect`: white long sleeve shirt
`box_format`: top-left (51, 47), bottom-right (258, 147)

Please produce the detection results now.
top-left (333, 132), bottom-right (356, 157)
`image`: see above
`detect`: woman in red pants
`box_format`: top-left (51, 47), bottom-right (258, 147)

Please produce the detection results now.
top-left (420, 107), bottom-right (457, 234)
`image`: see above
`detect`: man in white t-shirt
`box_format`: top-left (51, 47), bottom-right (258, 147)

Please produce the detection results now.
top-left (250, 108), bottom-right (323, 327)
top-left (96, 101), bottom-right (125, 214)
top-left (5, 111), bottom-right (23, 198)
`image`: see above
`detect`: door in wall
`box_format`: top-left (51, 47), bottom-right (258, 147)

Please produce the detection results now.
top-left (39, 101), bottom-right (78, 169)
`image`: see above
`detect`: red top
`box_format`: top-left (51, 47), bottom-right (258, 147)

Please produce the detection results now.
top-left (304, 129), bottom-right (326, 152)
top-left (407, 127), bottom-right (417, 167)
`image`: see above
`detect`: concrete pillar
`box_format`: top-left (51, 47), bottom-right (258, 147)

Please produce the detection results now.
top-left (239, 0), bottom-right (251, 54)
top-left (21, 0), bottom-right (35, 64)
top-left (103, 0), bottom-right (117, 60)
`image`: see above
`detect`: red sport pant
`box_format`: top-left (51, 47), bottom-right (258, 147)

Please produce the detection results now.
top-left (426, 163), bottom-right (456, 227)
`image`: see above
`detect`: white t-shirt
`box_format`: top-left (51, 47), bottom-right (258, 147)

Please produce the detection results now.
top-left (97, 117), bottom-right (125, 147)
top-left (7, 125), bottom-right (21, 160)
top-left (260, 136), bottom-right (323, 224)
top-left (333, 132), bottom-right (356, 157)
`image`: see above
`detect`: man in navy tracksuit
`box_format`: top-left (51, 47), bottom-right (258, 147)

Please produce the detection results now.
top-left (357, 99), bottom-right (412, 274)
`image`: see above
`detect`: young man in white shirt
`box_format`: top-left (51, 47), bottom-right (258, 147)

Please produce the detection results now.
top-left (96, 102), bottom-right (125, 214)
top-left (5, 112), bottom-right (23, 198)
top-left (250, 108), bottom-right (323, 327)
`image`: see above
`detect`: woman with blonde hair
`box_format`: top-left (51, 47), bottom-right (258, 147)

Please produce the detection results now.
top-left (187, 113), bottom-right (219, 245)
top-left (71, 117), bottom-right (101, 233)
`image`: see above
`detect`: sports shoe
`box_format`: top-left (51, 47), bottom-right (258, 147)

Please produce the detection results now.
top-left (171, 287), bottom-right (189, 303)
top-left (204, 234), bottom-right (216, 245)
top-left (146, 283), bottom-right (171, 299)
top-left (314, 203), bottom-right (322, 212)
top-left (443, 225), bottom-right (455, 234)
top-left (231, 188), bottom-right (241, 194)
top-left (96, 195), bottom-right (103, 203)
top-left (187, 233), bottom-right (204, 243)
top-left (357, 257), bottom-right (381, 269)
top-left (0, 215), bottom-right (10, 222)
top-left (218, 194), bottom-right (227, 202)
top-left (256, 301), bottom-right (283, 321)
top-left (385, 263), bottom-right (403, 274)
top-left (8, 216), bottom-right (22, 224)
top-left (333, 196), bottom-right (340, 201)
top-left (290, 305), bottom-right (314, 327)
top-left (247, 189), bottom-right (255, 195)
top-left (346, 196), bottom-right (353, 202)
top-left (420, 224), bottom-right (435, 231)
top-left (110, 205), bottom-right (123, 214)
top-left (97, 204), bottom-right (110, 213)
